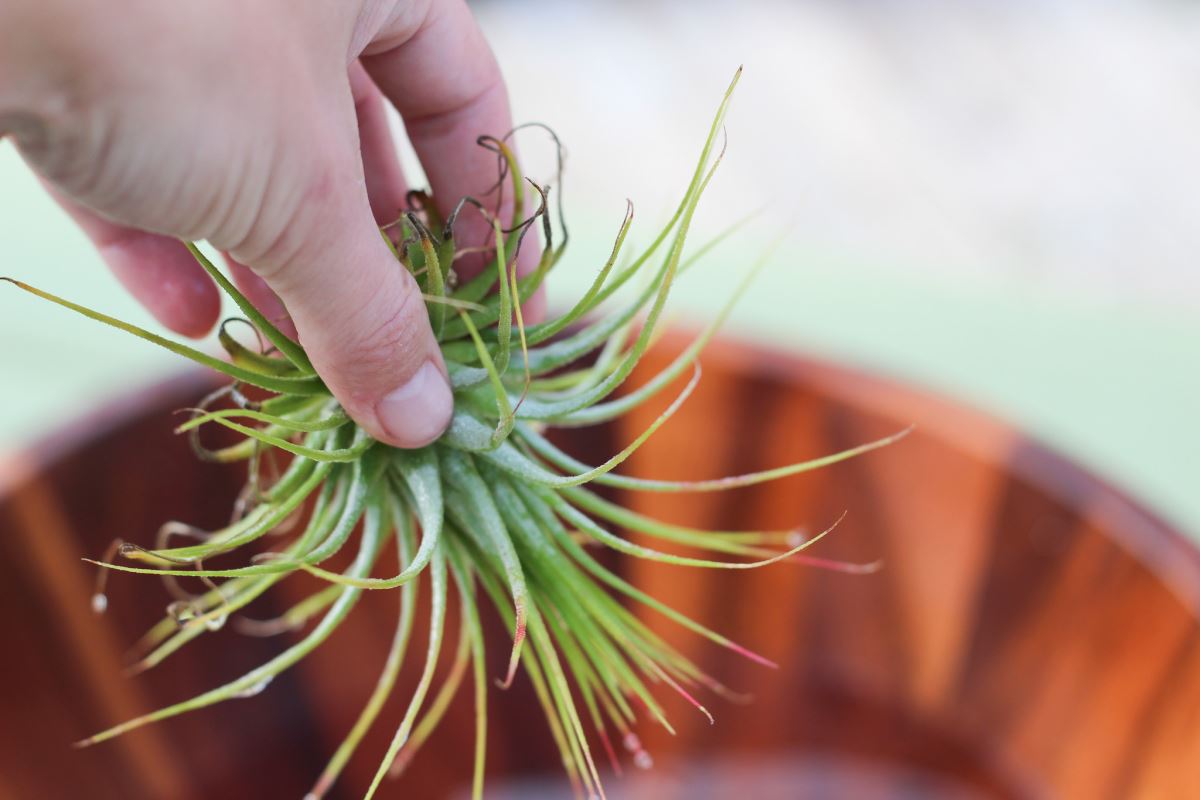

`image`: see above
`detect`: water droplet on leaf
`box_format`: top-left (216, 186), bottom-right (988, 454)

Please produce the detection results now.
top-left (234, 676), bottom-right (272, 698)
top-left (168, 600), bottom-right (196, 625)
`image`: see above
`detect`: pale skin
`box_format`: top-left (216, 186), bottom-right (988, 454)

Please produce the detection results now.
top-left (0, 0), bottom-right (541, 447)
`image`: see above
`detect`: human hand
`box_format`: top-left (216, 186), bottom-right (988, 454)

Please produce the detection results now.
top-left (0, 0), bottom-right (538, 447)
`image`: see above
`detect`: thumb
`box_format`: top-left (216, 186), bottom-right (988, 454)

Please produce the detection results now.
top-left (229, 156), bottom-right (452, 449)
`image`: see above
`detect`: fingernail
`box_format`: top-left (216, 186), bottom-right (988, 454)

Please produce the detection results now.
top-left (376, 360), bottom-right (453, 448)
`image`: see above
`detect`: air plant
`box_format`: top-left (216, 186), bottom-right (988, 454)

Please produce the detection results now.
top-left (4, 70), bottom-right (905, 799)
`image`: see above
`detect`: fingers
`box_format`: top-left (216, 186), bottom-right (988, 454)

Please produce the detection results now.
top-left (274, 229), bottom-right (451, 448)
top-left (50, 190), bottom-right (221, 338)
top-left (362, 0), bottom-right (543, 316)
top-left (226, 94), bottom-right (451, 449)
top-left (217, 62), bottom-right (408, 346)
top-left (217, 59), bottom-right (448, 449)
top-left (362, 0), bottom-right (503, 223)
top-left (349, 61), bottom-right (410, 225)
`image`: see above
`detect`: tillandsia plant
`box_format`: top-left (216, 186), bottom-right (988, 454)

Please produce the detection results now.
top-left (5, 70), bottom-right (905, 799)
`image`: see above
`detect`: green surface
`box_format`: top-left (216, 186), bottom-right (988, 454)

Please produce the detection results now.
top-left (1, 141), bottom-right (1196, 538)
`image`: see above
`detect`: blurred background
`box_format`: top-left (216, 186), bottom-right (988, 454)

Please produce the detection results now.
top-left (1, 0), bottom-right (1196, 535)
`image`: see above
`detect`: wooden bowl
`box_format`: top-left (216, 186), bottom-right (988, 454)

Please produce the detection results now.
top-left (1, 333), bottom-right (1197, 799)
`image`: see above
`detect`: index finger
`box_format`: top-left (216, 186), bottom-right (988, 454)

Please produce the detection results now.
top-left (361, 0), bottom-right (542, 305)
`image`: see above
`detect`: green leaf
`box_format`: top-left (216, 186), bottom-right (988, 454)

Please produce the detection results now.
top-left (441, 449), bottom-right (528, 687)
top-left (78, 496), bottom-right (388, 747)
top-left (307, 506), bottom-right (419, 798)
top-left (183, 243), bottom-right (315, 374)
top-left (363, 545), bottom-right (447, 800)
top-left (522, 423), bottom-right (915, 493)
top-left (1, 278), bottom-right (326, 395)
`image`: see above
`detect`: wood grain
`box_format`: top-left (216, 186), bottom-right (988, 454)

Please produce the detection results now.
top-left (1, 335), bottom-right (1195, 799)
